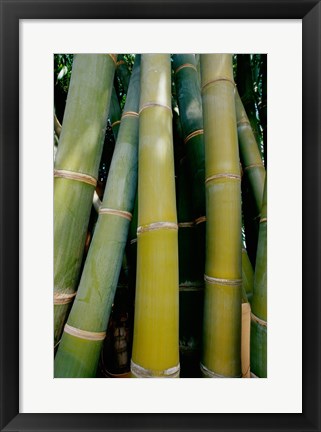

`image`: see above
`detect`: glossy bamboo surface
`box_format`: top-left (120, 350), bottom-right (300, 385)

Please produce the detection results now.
top-left (131, 54), bottom-right (179, 377)
top-left (54, 54), bottom-right (116, 345)
top-left (201, 54), bottom-right (242, 378)
top-left (55, 56), bottom-right (140, 377)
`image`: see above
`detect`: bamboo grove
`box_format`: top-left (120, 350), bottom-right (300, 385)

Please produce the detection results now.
top-left (54, 53), bottom-right (267, 378)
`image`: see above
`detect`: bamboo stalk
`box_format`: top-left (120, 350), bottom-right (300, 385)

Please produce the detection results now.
top-left (54, 56), bottom-right (141, 377)
top-left (54, 54), bottom-right (117, 346)
top-left (242, 247), bottom-right (254, 303)
top-left (235, 89), bottom-right (266, 216)
top-left (131, 54), bottom-right (179, 378)
top-left (200, 54), bottom-right (242, 378)
top-left (250, 176), bottom-right (267, 377)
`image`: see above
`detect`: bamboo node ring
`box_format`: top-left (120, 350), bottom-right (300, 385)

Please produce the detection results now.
top-left (178, 221), bottom-right (194, 228)
top-left (260, 217), bottom-right (267, 224)
top-left (64, 323), bottom-right (106, 341)
top-left (139, 102), bottom-right (172, 116)
top-left (201, 77), bottom-right (235, 92)
top-left (251, 312), bottom-right (267, 328)
top-left (111, 120), bottom-right (121, 128)
top-left (121, 111), bottom-right (139, 120)
top-left (137, 221), bottom-right (178, 234)
top-left (99, 208), bottom-right (132, 221)
top-left (200, 362), bottom-right (242, 378)
top-left (205, 173), bottom-right (241, 183)
top-left (131, 359), bottom-right (180, 378)
top-left (175, 63), bottom-right (197, 74)
top-left (184, 129), bottom-right (204, 144)
top-left (54, 291), bottom-right (77, 305)
top-left (244, 163), bottom-right (264, 172)
top-left (130, 238), bottom-right (137, 245)
top-left (54, 169), bottom-right (97, 187)
top-left (237, 120), bottom-right (251, 128)
top-left (195, 216), bottom-right (206, 225)
top-left (204, 274), bottom-right (242, 287)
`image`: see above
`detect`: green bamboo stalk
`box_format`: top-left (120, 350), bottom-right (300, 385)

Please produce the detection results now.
top-left (54, 54), bottom-right (117, 346)
top-left (200, 54), bottom-right (242, 378)
top-left (242, 247), bottom-right (254, 303)
top-left (172, 54), bottom-right (205, 220)
top-left (131, 54), bottom-right (179, 378)
top-left (235, 89), bottom-right (266, 216)
top-left (250, 176), bottom-right (267, 377)
top-left (54, 56), bottom-right (141, 377)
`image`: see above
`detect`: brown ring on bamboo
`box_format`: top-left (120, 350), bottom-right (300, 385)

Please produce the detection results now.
top-left (54, 169), bottom-right (97, 187)
top-left (64, 323), bottom-right (106, 341)
top-left (54, 291), bottom-right (77, 305)
top-left (139, 102), bottom-right (172, 116)
top-left (201, 77), bottom-right (235, 93)
top-left (251, 312), bottom-right (267, 327)
top-left (205, 173), bottom-right (241, 183)
top-left (174, 63), bottom-right (197, 74)
top-left (195, 216), bottom-right (206, 225)
top-left (116, 60), bottom-right (125, 67)
top-left (137, 221), bottom-right (178, 234)
top-left (200, 362), bottom-right (242, 378)
top-left (121, 111), bottom-right (139, 120)
top-left (244, 163), bottom-right (264, 172)
top-left (178, 221), bottom-right (194, 228)
top-left (260, 217), bottom-right (267, 224)
top-left (179, 284), bottom-right (204, 292)
top-left (99, 207), bottom-right (132, 221)
top-left (111, 120), bottom-right (121, 128)
top-left (131, 359), bottom-right (180, 378)
top-left (107, 54), bottom-right (118, 66)
top-left (242, 365), bottom-right (250, 378)
top-left (184, 129), bottom-right (204, 145)
top-left (204, 274), bottom-right (242, 287)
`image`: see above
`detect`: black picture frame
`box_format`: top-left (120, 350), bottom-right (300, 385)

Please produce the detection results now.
top-left (1, 1), bottom-right (320, 431)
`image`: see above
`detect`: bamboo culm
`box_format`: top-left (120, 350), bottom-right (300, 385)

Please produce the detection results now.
top-left (54, 54), bottom-right (117, 346)
top-left (54, 56), bottom-right (141, 377)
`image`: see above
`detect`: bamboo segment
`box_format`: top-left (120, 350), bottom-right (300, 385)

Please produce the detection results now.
top-left (54, 54), bottom-right (116, 346)
top-left (54, 56), bottom-right (141, 377)
top-left (241, 302), bottom-right (251, 378)
top-left (200, 54), bottom-right (242, 378)
top-left (250, 176), bottom-right (267, 377)
top-left (131, 54), bottom-right (179, 378)
top-left (235, 89), bottom-right (266, 216)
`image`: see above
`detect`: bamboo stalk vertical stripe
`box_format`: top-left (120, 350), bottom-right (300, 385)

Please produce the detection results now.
top-left (200, 54), bottom-right (242, 378)
top-left (235, 89), bottom-right (266, 216)
top-left (250, 175), bottom-right (267, 377)
top-left (54, 54), bottom-right (117, 346)
top-left (54, 56), bottom-right (141, 378)
top-left (131, 54), bottom-right (179, 377)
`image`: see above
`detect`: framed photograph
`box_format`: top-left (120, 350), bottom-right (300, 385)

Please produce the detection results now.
top-left (1, 1), bottom-right (320, 431)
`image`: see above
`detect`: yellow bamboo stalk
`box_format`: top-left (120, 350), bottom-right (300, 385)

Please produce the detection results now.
top-left (131, 54), bottom-right (179, 378)
top-left (200, 54), bottom-right (242, 378)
